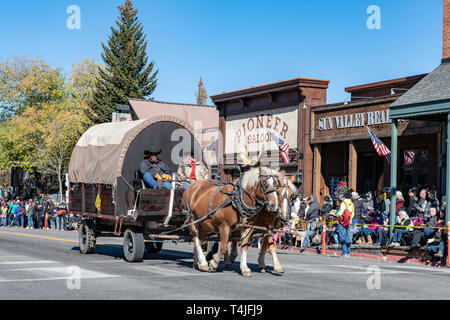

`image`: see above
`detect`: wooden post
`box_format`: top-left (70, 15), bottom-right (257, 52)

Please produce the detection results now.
top-left (313, 144), bottom-right (322, 202)
top-left (81, 185), bottom-right (86, 214)
top-left (348, 141), bottom-right (357, 191)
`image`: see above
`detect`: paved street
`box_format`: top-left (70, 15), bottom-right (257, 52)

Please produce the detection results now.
top-left (0, 227), bottom-right (449, 300)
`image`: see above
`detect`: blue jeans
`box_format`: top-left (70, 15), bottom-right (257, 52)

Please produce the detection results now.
top-left (302, 230), bottom-right (316, 247)
top-left (349, 228), bottom-right (360, 242)
top-left (56, 215), bottom-right (64, 230)
top-left (337, 223), bottom-right (351, 256)
top-left (13, 214), bottom-right (19, 227)
top-left (143, 173), bottom-right (172, 190)
top-left (333, 232), bottom-right (339, 244)
top-left (56, 216), bottom-right (60, 230)
top-left (20, 214), bottom-right (24, 227)
top-left (426, 242), bottom-right (445, 255)
top-left (181, 182), bottom-right (191, 190)
top-left (1, 217), bottom-right (6, 227)
top-left (392, 229), bottom-right (410, 242)
top-left (27, 214), bottom-right (33, 228)
top-left (377, 228), bottom-right (388, 245)
top-left (423, 228), bottom-right (436, 240)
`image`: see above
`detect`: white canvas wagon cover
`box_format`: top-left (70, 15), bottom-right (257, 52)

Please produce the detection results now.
top-left (69, 116), bottom-right (201, 186)
top-left (69, 119), bottom-right (147, 186)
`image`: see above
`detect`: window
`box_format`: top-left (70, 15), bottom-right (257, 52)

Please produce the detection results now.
top-left (400, 149), bottom-right (429, 188)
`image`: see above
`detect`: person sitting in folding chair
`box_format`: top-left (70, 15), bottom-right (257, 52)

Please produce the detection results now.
top-left (376, 211), bottom-right (390, 246)
top-left (389, 210), bottom-right (414, 247)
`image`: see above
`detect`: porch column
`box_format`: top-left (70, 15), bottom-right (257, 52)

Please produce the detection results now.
top-left (446, 113), bottom-right (450, 267)
top-left (389, 119), bottom-right (398, 240)
top-left (348, 141), bottom-right (357, 191)
top-left (313, 144), bottom-right (322, 202)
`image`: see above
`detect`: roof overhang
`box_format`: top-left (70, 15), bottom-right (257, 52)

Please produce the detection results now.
top-left (210, 77), bottom-right (329, 103)
top-left (390, 99), bottom-right (450, 120)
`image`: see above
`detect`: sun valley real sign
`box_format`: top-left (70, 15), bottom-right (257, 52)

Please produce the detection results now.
top-left (317, 109), bottom-right (391, 131)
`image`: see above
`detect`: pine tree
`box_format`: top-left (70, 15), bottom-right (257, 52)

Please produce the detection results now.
top-left (89, 0), bottom-right (158, 124)
top-left (195, 77), bottom-right (208, 106)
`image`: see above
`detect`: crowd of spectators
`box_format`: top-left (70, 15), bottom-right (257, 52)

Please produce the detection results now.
top-left (0, 194), bottom-right (81, 231)
top-left (282, 187), bottom-right (448, 262)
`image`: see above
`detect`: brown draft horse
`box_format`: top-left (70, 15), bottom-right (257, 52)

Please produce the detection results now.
top-left (182, 166), bottom-right (283, 276)
top-left (252, 174), bottom-right (297, 274)
top-left (225, 174), bottom-right (298, 276)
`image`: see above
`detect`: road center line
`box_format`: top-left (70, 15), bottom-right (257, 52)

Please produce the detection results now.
top-left (0, 260), bottom-right (58, 265)
top-left (0, 231), bottom-right (105, 245)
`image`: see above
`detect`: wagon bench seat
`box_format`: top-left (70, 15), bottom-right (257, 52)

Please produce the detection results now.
top-left (137, 189), bottom-right (185, 216)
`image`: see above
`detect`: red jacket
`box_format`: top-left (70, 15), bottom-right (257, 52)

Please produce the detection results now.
top-left (396, 200), bottom-right (404, 213)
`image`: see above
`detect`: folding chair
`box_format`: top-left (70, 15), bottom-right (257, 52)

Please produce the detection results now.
top-left (400, 231), bottom-right (413, 247)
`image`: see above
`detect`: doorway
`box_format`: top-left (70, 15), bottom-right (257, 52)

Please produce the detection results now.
top-left (358, 152), bottom-right (383, 194)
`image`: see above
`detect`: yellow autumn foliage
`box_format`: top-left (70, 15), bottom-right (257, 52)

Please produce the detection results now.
top-left (0, 57), bottom-right (100, 196)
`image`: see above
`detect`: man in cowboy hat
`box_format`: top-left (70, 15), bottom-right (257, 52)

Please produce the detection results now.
top-left (139, 146), bottom-right (172, 190)
top-left (177, 148), bottom-right (209, 190)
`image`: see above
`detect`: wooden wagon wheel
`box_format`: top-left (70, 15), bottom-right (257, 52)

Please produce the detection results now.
top-left (123, 228), bottom-right (145, 262)
top-left (79, 220), bottom-right (96, 254)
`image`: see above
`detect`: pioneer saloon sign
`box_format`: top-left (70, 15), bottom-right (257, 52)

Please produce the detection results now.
top-left (225, 106), bottom-right (298, 155)
top-left (318, 109), bottom-right (391, 131)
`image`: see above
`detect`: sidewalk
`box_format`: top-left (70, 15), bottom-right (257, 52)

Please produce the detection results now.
top-left (276, 244), bottom-right (448, 267)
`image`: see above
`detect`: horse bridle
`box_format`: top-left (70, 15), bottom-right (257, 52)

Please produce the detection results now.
top-left (259, 174), bottom-right (280, 197)
top-left (277, 182), bottom-right (296, 222)
top-left (234, 173), bottom-right (281, 219)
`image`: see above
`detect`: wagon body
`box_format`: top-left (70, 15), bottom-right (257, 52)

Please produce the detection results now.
top-left (68, 116), bottom-right (208, 261)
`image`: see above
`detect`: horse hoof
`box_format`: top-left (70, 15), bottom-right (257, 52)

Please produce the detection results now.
top-left (208, 261), bottom-right (219, 272)
top-left (258, 267), bottom-right (266, 273)
top-left (242, 269), bottom-right (252, 277)
top-left (274, 267), bottom-right (284, 274)
top-left (198, 263), bottom-right (209, 272)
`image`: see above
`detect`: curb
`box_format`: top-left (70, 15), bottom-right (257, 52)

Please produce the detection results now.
top-left (276, 245), bottom-right (447, 268)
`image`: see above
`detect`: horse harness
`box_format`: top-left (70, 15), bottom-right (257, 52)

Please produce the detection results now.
top-left (164, 174), bottom-right (281, 235)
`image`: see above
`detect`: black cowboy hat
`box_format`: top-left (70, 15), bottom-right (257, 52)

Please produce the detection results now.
top-left (144, 146), bottom-right (162, 156)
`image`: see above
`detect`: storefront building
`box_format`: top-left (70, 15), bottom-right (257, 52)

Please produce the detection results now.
top-left (389, 0), bottom-right (450, 263)
top-left (310, 74), bottom-right (444, 201)
top-left (211, 77), bottom-right (329, 197)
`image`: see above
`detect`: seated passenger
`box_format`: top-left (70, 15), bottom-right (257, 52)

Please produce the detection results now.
top-left (139, 147), bottom-right (172, 190)
top-left (177, 150), bottom-right (209, 190)
top-left (389, 210), bottom-right (414, 247)
top-left (426, 220), bottom-right (447, 260)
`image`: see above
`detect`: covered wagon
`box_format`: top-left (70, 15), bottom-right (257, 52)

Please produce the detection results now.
top-left (68, 116), bottom-right (209, 262)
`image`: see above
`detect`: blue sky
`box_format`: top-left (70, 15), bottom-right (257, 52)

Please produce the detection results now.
top-left (0, 0), bottom-right (444, 105)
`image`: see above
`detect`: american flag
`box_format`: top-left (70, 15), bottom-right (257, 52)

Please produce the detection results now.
top-left (404, 150), bottom-right (415, 165)
top-left (367, 128), bottom-right (391, 164)
top-left (270, 132), bottom-right (290, 164)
